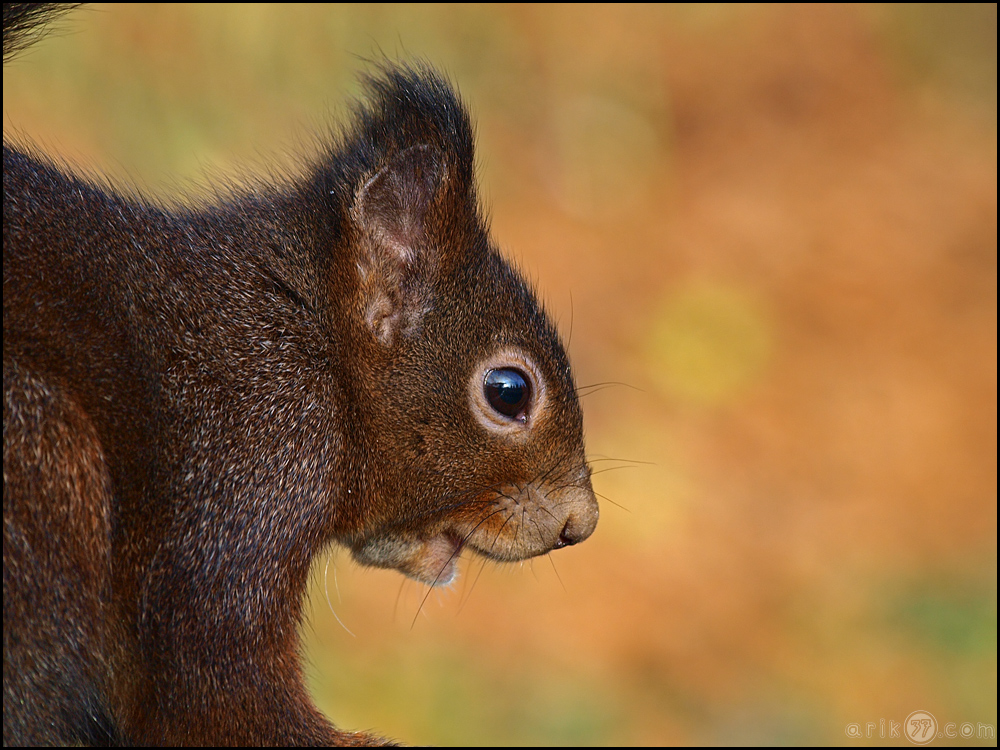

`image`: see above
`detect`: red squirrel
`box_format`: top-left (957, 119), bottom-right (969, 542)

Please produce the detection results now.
top-left (3, 4), bottom-right (598, 745)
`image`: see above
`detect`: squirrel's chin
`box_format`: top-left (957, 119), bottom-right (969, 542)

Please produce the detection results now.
top-left (397, 533), bottom-right (465, 586)
top-left (350, 531), bottom-right (465, 587)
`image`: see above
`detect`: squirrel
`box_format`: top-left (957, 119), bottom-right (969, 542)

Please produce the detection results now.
top-left (3, 3), bottom-right (598, 746)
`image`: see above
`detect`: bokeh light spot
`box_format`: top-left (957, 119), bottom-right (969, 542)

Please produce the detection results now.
top-left (648, 281), bottom-right (773, 406)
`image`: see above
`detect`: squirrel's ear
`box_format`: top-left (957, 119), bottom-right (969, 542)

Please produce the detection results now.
top-left (351, 144), bottom-right (444, 347)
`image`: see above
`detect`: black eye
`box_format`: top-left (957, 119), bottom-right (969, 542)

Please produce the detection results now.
top-left (484, 368), bottom-right (531, 421)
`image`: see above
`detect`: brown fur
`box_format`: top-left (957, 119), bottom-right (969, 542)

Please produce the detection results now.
top-left (3, 5), bottom-right (598, 744)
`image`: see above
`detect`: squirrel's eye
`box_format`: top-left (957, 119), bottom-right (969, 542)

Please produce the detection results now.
top-left (484, 368), bottom-right (530, 421)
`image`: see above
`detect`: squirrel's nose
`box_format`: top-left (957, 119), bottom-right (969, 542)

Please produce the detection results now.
top-left (552, 487), bottom-right (599, 548)
top-left (554, 524), bottom-right (576, 549)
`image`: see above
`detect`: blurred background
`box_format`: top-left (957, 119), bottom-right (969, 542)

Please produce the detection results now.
top-left (4, 4), bottom-right (995, 745)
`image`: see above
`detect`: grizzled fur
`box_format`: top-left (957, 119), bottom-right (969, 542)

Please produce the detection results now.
top-left (4, 5), bottom-right (596, 745)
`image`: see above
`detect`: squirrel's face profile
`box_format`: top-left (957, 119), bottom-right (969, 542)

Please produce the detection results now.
top-left (328, 139), bottom-right (599, 585)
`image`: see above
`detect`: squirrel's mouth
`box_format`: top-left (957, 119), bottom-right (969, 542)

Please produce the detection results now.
top-left (349, 479), bottom-right (598, 586)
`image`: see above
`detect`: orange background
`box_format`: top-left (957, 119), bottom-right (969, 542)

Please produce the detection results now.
top-left (4, 4), bottom-right (995, 745)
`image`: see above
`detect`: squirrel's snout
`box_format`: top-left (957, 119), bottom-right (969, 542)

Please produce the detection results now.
top-left (553, 487), bottom-right (600, 549)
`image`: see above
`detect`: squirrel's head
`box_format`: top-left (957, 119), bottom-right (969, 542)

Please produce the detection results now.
top-left (319, 67), bottom-right (598, 586)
